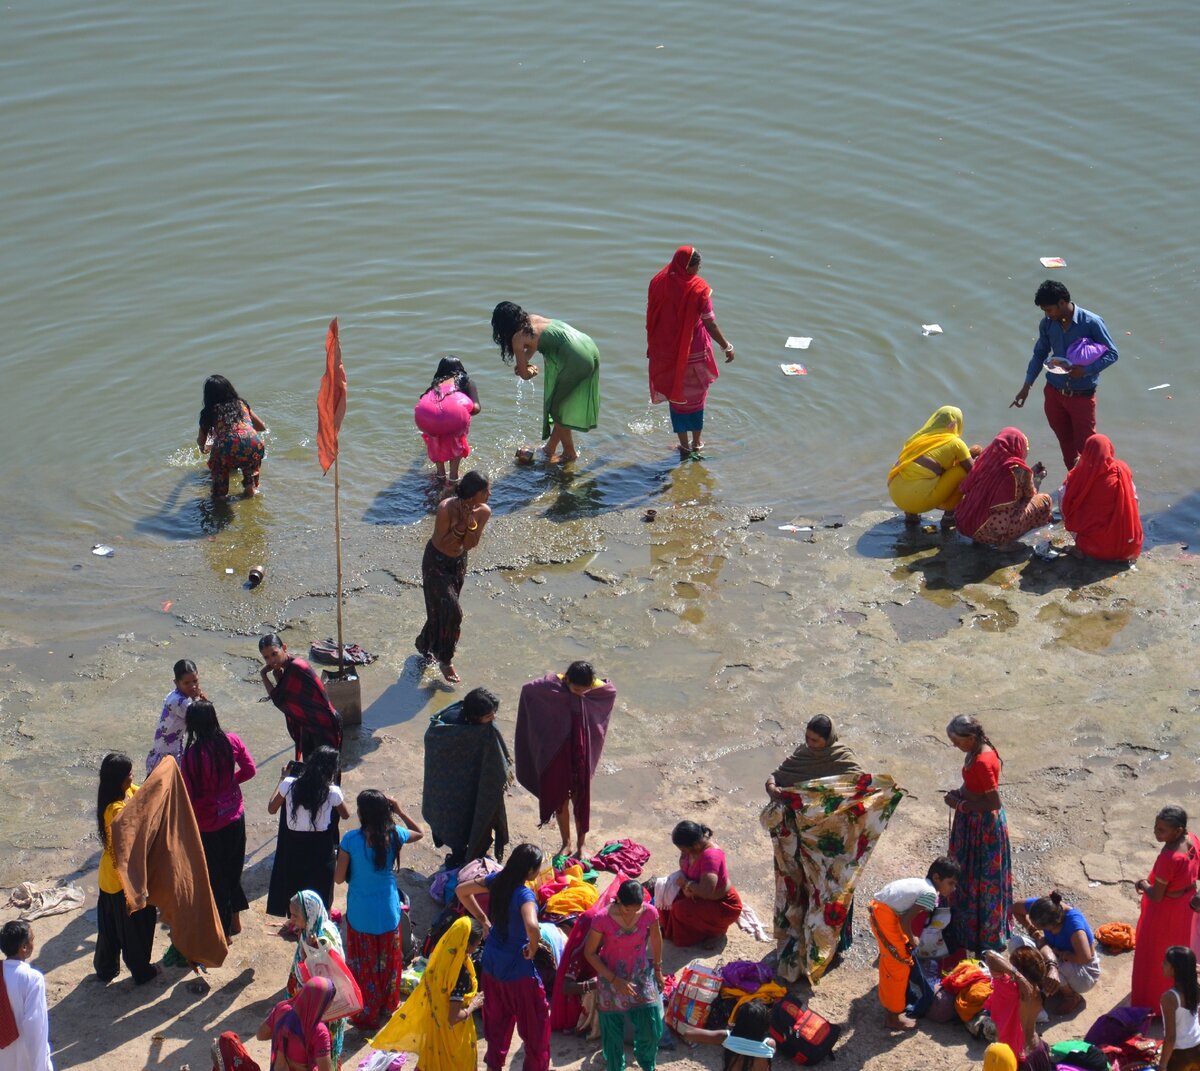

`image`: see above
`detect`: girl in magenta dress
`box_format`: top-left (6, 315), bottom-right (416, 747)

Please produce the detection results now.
top-left (660, 821), bottom-right (742, 946)
top-left (414, 356), bottom-right (480, 483)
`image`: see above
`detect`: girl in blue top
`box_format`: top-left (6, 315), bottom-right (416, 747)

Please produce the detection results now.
top-left (335, 789), bottom-right (423, 1030)
top-left (1010, 890), bottom-right (1100, 1012)
top-left (457, 843), bottom-right (551, 1071)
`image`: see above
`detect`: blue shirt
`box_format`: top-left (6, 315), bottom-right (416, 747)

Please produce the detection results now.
top-left (481, 873), bottom-right (538, 982)
top-left (340, 826), bottom-right (410, 934)
top-left (1024, 304), bottom-right (1118, 393)
top-left (1023, 897), bottom-right (1093, 954)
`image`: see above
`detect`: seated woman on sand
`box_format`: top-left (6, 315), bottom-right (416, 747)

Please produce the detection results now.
top-left (1060, 433), bottom-right (1144, 561)
top-left (1009, 891), bottom-right (1100, 1013)
top-left (660, 821), bottom-right (742, 948)
top-left (886, 406), bottom-right (980, 528)
top-left (955, 428), bottom-right (1052, 547)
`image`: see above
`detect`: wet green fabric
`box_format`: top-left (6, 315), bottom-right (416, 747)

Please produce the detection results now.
top-left (538, 320), bottom-right (600, 439)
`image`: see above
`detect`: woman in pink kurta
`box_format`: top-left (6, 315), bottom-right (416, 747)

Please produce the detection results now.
top-left (1131, 806), bottom-right (1200, 1009)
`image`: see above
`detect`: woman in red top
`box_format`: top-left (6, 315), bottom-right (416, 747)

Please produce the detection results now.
top-left (660, 821), bottom-right (743, 947)
top-left (1129, 806), bottom-right (1200, 1009)
top-left (943, 715), bottom-right (1011, 953)
top-left (181, 700), bottom-right (256, 940)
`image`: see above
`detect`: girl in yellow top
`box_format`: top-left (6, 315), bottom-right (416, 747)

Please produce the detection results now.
top-left (94, 752), bottom-right (159, 984)
top-left (887, 406), bottom-right (980, 528)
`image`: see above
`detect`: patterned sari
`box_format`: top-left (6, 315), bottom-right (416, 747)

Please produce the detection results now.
top-left (760, 773), bottom-right (905, 983)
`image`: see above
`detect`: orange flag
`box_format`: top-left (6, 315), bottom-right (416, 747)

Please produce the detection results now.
top-left (317, 317), bottom-right (347, 474)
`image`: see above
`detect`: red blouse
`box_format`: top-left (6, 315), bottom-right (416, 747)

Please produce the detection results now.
top-left (962, 749), bottom-right (1001, 795)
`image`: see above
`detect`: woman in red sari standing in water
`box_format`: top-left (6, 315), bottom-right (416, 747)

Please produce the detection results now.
top-left (661, 821), bottom-right (743, 947)
top-left (1060, 433), bottom-right (1144, 561)
top-left (646, 246), bottom-right (735, 457)
top-left (1130, 806), bottom-right (1200, 1010)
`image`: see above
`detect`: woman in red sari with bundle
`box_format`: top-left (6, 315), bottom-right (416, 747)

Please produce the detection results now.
top-left (1060, 433), bottom-right (1143, 561)
top-left (646, 246), bottom-right (735, 457)
top-left (1130, 806), bottom-right (1200, 1010)
top-left (955, 428), bottom-right (1052, 547)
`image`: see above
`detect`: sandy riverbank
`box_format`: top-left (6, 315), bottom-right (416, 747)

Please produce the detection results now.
top-left (1, 501), bottom-right (1197, 1071)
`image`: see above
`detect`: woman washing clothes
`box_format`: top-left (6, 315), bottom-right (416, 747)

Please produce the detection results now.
top-left (1009, 891), bottom-right (1100, 1012)
top-left (1060, 432), bottom-right (1144, 561)
top-left (886, 406), bottom-right (980, 528)
top-left (955, 428), bottom-right (1052, 547)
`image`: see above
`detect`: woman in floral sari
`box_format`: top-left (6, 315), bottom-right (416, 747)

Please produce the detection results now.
top-left (761, 717), bottom-right (905, 983)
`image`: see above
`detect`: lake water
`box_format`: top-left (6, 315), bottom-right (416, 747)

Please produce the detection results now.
top-left (1, 3), bottom-right (1196, 735)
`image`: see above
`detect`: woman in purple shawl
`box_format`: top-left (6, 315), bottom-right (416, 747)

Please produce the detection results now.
top-left (515, 661), bottom-right (617, 859)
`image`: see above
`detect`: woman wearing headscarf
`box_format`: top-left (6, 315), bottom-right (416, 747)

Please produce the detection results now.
top-left (372, 916), bottom-right (484, 1071)
top-left (955, 428), bottom-right (1052, 547)
top-left (761, 716), bottom-right (904, 982)
top-left (886, 406), bottom-right (979, 527)
top-left (257, 976), bottom-right (336, 1071)
top-left (286, 891), bottom-right (348, 1066)
top-left (1060, 433), bottom-right (1144, 561)
top-left (646, 246), bottom-right (735, 457)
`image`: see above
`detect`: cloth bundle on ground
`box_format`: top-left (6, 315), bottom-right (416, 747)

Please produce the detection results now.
top-left (1048, 1040), bottom-right (1112, 1071)
top-left (514, 673), bottom-right (617, 839)
top-left (722, 981), bottom-right (788, 1022)
top-left (1061, 433), bottom-right (1144, 561)
top-left (422, 701), bottom-right (512, 866)
top-left (549, 869), bottom-right (628, 1032)
top-left (1094, 922), bottom-right (1136, 952)
top-left (110, 755), bottom-right (227, 967)
top-left (539, 867), bottom-right (600, 918)
top-left (309, 639), bottom-right (378, 666)
top-left (1083, 1004), bottom-right (1152, 1048)
top-left (760, 773), bottom-right (906, 983)
top-left (211, 1031), bottom-right (262, 1071)
top-left (4, 880), bottom-right (85, 920)
top-left (588, 840), bottom-right (650, 877)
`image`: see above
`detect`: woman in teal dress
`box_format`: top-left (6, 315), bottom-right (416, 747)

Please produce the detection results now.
top-left (492, 301), bottom-right (600, 463)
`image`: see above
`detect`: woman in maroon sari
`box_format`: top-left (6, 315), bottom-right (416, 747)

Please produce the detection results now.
top-left (956, 428), bottom-right (1052, 547)
top-left (258, 634), bottom-right (343, 760)
top-left (646, 246), bottom-right (735, 457)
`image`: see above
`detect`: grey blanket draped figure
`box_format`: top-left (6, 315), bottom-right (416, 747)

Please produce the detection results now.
top-left (421, 700), bottom-right (512, 867)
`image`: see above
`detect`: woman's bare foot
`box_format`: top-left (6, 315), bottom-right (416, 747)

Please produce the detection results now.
top-left (691, 439), bottom-right (704, 452)
top-left (559, 451), bottom-right (578, 463)
top-left (885, 1012), bottom-right (917, 1030)
top-left (439, 662), bottom-right (461, 683)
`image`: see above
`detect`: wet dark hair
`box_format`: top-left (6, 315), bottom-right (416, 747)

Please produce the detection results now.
top-left (1010, 946), bottom-right (1048, 989)
top-left (1034, 280), bottom-right (1071, 307)
top-left (456, 470), bottom-right (489, 500)
top-left (927, 856), bottom-right (962, 883)
top-left (290, 745), bottom-right (339, 824)
top-left (672, 820), bottom-right (712, 849)
top-left (1028, 891), bottom-right (1066, 929)
top-left (183, 701), bottom-right (234, 785)
top-left (258, 632), bottom-right (285, 652)
top-left (725, 999), bottom-right (772, 1071)
top-left (806, 715), bottom-right (833, 741)
top-left (173, 658), bottom-right (198, 681)
top-left (0, 921), bottom-right (32, 957)
top-left (491, 301), bottom-right (532, 362)
top-left (487, 843), bottom-right (544, 938)
top-left (565, 661), bottom-right (594, 687)
top-left (200, 375), bottom-right (248, 429)
top-left (356, 789), bottom-right (397, 872)
top-left (462, 687), bottom-right (500, 724)
top-left (423, 356), bottom-right (478, 405)
top-left (1157, 805), bottom-right (1188, 831)
top-left (617, 879), bottom-right (644, 906)
top-left (97, 752), bottom-right (133, 841)
top-left (1166, 946), bottom-right (1199, 1013)
top-left (946, 714), bottom-right (1001, 767)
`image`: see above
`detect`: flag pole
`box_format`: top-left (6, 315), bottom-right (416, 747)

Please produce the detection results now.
top-left (334, 454), bottom-right (345, 678)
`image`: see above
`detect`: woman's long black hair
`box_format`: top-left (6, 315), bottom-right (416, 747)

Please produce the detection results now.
top-left (290, 745), bottom-right (339, 824)
top-left (491, 302), bottom-right (531, 363)
top-left (723, 999), bottom-right (772, 1071)
top-left (356, 789), bottom-right (396, 872)
top-left (200, 375), bottom-right (247, 427)
top-left (182, 701), bottom-right (234, 784)
top-left (97, 752), bottom-right (133, 842)
top-left (1166, 945), bottom-right (1199, 1012)
top-left (422, 356), bottom-right (478, 404)
top-left (487, 843), bottom-right (544, 937)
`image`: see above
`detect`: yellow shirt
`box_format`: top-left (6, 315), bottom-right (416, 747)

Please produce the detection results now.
top-left (98, 785), bottom-right (137, 894)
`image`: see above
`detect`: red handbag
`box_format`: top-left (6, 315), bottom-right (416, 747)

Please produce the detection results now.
top-left (768, 995), bottom-right (841, 1065)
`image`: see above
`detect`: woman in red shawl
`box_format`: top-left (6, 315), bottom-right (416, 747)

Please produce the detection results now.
top-left (1060, 433), bottom-right (1143, 561)
top-left (646, 246), bottom-right (735, 457)
top-left (256, 976), bottom-right (336, 1071)
top-left (955, 428), bottom-right (1052, 547)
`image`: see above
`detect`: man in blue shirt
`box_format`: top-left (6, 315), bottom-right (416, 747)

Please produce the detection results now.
top-left (1010, 280), bottom-right (1118, 470)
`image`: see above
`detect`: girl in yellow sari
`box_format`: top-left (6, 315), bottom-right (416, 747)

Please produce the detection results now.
top-left (372, 916), bottom-right (484, 1071)
top-left (887, 406), bottom-right (978, 527)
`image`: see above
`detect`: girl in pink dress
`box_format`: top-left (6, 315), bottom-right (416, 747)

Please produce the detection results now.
top-left (414, 357), bottom-right (480, 483)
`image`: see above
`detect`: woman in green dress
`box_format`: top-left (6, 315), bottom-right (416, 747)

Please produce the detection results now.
top-left (492, 301), bottom-right (600, 463)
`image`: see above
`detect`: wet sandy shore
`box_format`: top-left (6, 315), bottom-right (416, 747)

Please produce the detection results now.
top-left (1, 500), bottom-right (1197, 1070)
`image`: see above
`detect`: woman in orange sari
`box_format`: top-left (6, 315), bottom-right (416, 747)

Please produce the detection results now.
top-left (1060, 433), bottom-right (1143, 561)
top-left (956, 428), bottom-right (1052, 547)
top-left (646, 246), bottom-right (735, 457)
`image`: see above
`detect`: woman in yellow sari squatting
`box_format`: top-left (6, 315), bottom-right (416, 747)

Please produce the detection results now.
top-left (887, 406), bottom-right (979, 528)
top-left (372, 916), bottom-right (484, 1071)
